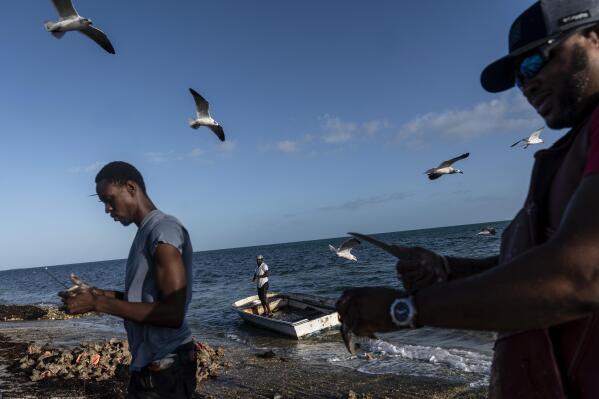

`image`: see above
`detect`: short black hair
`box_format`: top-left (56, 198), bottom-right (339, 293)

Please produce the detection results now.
top-left (95, 161), bottom-right (146, 193)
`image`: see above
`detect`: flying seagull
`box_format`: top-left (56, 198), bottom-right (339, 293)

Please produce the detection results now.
top-left (188, 88), bottom-right (225, 142)
top-left (425, 153), bottom-right (469, 180)
top-left (511, 127), bottom-right (544, 149)
top-left (44, 0), bottom-right (115, 54)
top-left (329, 238), bottom-right (361, 261)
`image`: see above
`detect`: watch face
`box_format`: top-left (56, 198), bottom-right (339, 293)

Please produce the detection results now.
top-left (393, 301), bottom-right (410, 322)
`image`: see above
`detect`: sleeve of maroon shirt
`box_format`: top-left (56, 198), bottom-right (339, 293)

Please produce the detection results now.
top-left (583, 106), bottom-right (599, 176)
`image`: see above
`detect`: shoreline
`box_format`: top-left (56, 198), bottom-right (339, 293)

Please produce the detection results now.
top-left (0, 319), bottom-right (487, 399)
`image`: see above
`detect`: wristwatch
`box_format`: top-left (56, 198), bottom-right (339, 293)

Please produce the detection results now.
top-left (389, 295), bottom-right (418, 328)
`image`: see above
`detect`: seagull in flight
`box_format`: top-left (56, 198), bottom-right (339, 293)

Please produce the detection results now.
top-left (329, 238), bottom-right (361, 262)
top-left (188, 88), bottom-right (225, 142)
top-left (511, 127), bottom-right (544, 149)
top-left (425, 153), bottom-right (469, 180)
top-left (44, 0), bottom-right (115, 54)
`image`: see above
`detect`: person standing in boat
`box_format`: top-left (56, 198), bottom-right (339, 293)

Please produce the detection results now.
top-left (253, 255), bottom-right (272, 316)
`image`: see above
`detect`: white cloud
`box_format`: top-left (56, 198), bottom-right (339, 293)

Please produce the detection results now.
top-left (321, 114), bottom-right (357, 144)
top-left (190, 148), bottom-right (203, 157)
top-left (144, 151), bottom-right (171, 163)
top-left (319, 192), bottom-right (412, 212)
top-left (276, 140), bottom-right (298, 153)
top-left (323, 131), bottom-right (352, 144)
top-left (397, 93), bottom-right (541, 146)
top-left (68, 161), bottom-right (105, 174)
top-left (219, 140), bottom-right (236, 154)
top-left (362, 119), bottom-right (391, 135)
top-left (144, 143), bottom-right (233, 163)
top-left (268, 117), bottom-right (391, 153)
top-left (265, 135), bottom-right (313, 154)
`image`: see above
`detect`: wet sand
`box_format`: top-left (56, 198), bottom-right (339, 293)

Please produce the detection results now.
top-left (0, 320), bottom-right (487, 398)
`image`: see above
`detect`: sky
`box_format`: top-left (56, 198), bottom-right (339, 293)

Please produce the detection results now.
top-left (0, 0), bottom-right (552, 270)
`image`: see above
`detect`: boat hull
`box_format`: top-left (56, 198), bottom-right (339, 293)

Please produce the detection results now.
top-left (232, 292), bottom-right (340, 339)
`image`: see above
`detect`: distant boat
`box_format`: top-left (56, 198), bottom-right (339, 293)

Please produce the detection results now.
top-left (232, 292), bottom-right (340, 339)
top-left (477, 227), bottom-right (497, 236)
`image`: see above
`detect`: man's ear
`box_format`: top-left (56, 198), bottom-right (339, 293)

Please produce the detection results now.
top-left (125, 181), bottom-right (137, 196)
top-left (586, 30), bottom-right (599, 46)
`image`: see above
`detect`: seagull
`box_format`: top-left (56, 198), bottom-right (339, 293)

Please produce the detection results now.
top-left (329, 238), bottom-right (361, 261)
top-left (188, 88), bottom-right (225, 142)
top-left (425, 153), bottom-right (469, 180)
top-left (44, 0), bottom-right (115, 54)
top-left (511, 127), bottom-right (544, 149)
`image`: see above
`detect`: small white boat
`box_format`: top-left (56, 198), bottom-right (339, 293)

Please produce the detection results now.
top-left (232, 292), bottom-right (341, 339)
top-left (477, 226), bottom-right (497, 236)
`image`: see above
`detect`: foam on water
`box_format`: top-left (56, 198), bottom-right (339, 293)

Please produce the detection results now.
top-left (325, 338), bottom-right (491, 386)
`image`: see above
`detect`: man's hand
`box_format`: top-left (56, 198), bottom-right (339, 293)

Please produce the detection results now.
top-left (335, 287), bottom-right (404, 336)
top-left (394, 246), bottom-right (448, 292)
top-left (60, 286), bottom-right (97, 314)
top-left (346, 233), bottom-right (447, 293)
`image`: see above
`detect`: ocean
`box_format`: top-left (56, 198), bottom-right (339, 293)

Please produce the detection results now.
top-left (0, 221), bottom-right (508, 388)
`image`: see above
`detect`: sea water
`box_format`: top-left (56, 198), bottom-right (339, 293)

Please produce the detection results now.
top-left (0, 221), bottom-right (507, 387)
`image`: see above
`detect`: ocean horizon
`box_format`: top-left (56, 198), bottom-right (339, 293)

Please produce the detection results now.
top-left (0, 219), bottom-right (510, 272)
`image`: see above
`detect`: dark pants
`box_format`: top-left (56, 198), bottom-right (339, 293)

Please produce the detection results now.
top-left (127, 342), bottom-right (197, 399)
top-left (258, 282), bottom-right (269, 308)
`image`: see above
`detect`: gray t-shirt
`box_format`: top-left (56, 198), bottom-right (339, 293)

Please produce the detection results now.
top-left (124, 209), bottom-right (193, 370)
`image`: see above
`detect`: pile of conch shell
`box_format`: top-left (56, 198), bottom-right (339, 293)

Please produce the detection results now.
top-left (194, 341), bottom-right (226, 383)
top-left (17, 338), bottom-right (226, 386)
top-left (19, 338), bottom-right (131, 382)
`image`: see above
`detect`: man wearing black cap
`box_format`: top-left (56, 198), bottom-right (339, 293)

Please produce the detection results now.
top-left (336, 1), bottom-right (599, 397)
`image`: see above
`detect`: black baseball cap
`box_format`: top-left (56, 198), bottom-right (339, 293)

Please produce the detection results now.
top-left (481, 0), bottom-right (599, 93)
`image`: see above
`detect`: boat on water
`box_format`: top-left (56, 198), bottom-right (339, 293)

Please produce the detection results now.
top-left (232, 292), bottom-right (341, 339)
top-left (477, 226), bottom-right (497, 236)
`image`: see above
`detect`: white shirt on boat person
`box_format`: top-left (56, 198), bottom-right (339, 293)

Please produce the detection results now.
top-left (254, 263), bottom-right (268, 288)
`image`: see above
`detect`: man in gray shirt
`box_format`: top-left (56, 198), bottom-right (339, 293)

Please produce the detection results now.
top-left (61, 161), bottom-right (196, 398)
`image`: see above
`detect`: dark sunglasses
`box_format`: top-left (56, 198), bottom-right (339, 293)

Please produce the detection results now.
top-left (515, 28), bottom-right (589, 89)
top-left (514, 39), bottom-right (560, 89)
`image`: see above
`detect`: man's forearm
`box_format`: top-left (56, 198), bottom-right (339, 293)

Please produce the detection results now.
top-left (94, 295), bottom-right (184, 328)
top-left (415, 242), bottom-right (599, 331)
top-left (446, 255), bottom-right (499, 280)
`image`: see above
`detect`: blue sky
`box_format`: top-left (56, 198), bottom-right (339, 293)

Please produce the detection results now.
top-left (1, 0), bottom-right (550, 270)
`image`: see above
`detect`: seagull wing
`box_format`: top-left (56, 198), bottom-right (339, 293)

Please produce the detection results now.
top-left (189, 88), bottom-right (210, 117)
top-left (511, 139), bottom-right (524, 147)
top-left (79, 26), bottom-right (115, 54)
top-left (208, 125), bottom-right (226, 142)
top-left (339, 238), bottom-right (360, 252)
top-left (529, 127), bottom-right (544, 140)
top-left (52, 0), bottom-right (78, 18)
top-left (438, 152), bottom-right (469, 168)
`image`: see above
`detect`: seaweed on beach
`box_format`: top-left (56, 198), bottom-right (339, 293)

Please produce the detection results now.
top-left (0, 304), bottom-right (46, 321)
top-left (0, 304), bottom-right (91, 321)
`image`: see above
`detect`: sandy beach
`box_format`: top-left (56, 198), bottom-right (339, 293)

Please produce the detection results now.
top-left (0, 314), bottom-right (487, 399)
